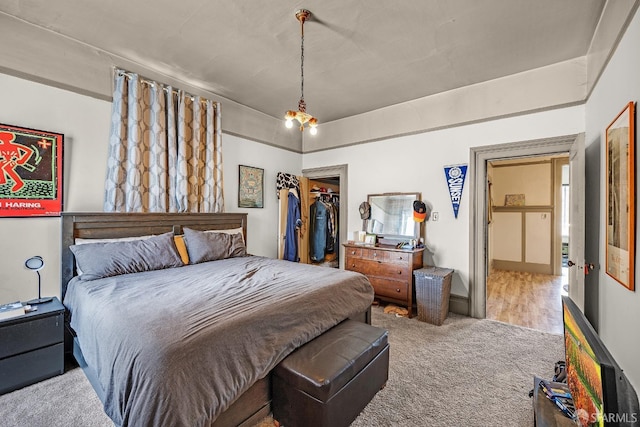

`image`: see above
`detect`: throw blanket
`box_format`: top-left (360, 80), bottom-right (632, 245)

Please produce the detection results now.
top-left (64, 256), bottom-right (373, 427)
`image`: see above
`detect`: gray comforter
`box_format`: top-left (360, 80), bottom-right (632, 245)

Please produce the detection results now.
top-left (64, 256), bottom-right (373, 427)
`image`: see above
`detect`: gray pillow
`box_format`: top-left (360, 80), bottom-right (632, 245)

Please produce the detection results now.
top-left (183, 227), bottom-right (246, 264)
top-left (70, 232), bottom-right (183, 280)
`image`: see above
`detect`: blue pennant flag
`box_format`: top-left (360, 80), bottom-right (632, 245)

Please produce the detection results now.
top-left (444, 164), bottom-right (467, 219)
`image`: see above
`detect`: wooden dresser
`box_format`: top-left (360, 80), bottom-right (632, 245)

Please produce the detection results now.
top-left (344, 243), bottom-right (424, 317)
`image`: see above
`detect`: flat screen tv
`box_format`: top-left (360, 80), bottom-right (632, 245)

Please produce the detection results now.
top-left (562, 296), bottom-right (639, 426)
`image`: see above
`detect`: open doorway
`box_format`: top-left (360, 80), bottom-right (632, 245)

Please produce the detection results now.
top-left (485, 155), bottom-right (569, 334)
top-left (468, 134), bottom-right (584, 326)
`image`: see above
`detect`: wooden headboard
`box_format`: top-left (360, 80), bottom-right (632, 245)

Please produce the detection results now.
top-left (61, 212), bottom-right (248, 299)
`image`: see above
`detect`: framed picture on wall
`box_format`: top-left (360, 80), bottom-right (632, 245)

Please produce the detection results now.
top-left (0, 123), bottom-right (64, 217)
top-left (605, 101), bottom-right (635, 291)
top-left (504, 193), bottom-right (525, 206)
top-left (238, 165), bottom-right (264, 208)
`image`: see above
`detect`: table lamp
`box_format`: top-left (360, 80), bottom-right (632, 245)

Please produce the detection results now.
top-left (25, 256), bottom-right (52, 304)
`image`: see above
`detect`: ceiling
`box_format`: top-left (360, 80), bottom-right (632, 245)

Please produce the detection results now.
top-left (0, 0), bottom-right (606, 124)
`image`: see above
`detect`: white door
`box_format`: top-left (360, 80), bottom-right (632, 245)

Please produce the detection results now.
top-left (568, 133), bottom-right (586, 310)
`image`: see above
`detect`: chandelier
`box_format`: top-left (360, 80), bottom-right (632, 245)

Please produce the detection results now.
top-left (284, 9), bottom-right (318, 135)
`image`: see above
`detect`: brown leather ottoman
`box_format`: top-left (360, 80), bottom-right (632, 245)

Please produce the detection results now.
top-left (272, 319), bottom-right (389, 427)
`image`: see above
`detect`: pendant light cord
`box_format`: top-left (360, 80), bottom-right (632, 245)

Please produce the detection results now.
top-left (300, 17), bottom-right (305, 103)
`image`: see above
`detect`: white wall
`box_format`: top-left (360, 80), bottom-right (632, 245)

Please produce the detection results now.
top-left (0, 73), bottom-right (110, 304)
top-left (585, 7), bottom-right (640, 391)
top-left (0, 73), bottom-right (301, 304)
top-left (222, 134), bottom-right (301, 258)
top-left (303, 105), bottom-right (584, 296)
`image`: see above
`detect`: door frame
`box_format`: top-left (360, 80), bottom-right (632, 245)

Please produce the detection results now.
top-left (552, 157), bottom-right (570, 276)
top-left (302, 164), bottom-right (348, 269)
top-left (469, 134), bottom-right (578, 318)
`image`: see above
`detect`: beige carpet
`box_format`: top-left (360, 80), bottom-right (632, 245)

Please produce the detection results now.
top-left (0, 307), bottom-right (563, 426)
top-left (352, 308), bottom-right (563, 426)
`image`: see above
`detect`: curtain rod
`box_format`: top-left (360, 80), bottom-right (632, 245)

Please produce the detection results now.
top-left (116, 69), bottom-right (217, 106)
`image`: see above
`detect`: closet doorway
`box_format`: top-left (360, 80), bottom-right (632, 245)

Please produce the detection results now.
top-left (302, 164), bottom-right (348, 269)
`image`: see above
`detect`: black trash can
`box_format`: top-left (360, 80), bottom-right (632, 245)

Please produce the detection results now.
top-left (413, 267), bottom-right (454, 325)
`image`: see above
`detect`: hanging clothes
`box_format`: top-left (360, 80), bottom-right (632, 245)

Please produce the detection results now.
top-left (309, 194), bottom-right (340, 262)
top-left (325, 201), bottom-right (336, 254)
top-left (284, 189), bottom-right (301, 262)
top-left (326, 201), bottom-right (339, 254)
top-left (309, 199), bottom-right (328, 262)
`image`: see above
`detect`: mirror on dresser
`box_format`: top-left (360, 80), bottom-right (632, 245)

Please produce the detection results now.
top-left (366, 192), bottom-right (421, 244)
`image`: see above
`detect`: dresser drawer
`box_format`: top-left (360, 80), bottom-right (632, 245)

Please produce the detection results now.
top-left (345, 255), bottom-right (362, 272)
top-left (0, 313), bottom-right (64, 359)
top-left (0, 343), bottom-right (64, 394)
top-left (369, 277), bottom-right (408, 301)
top-left (346, 258), bottom-right (410, 280)
top-left (362, 248), bottom-right (387, 261)
top-left (387, 251), bottom-right (412, 265)
top-left (345, 247), bottom-right (363, 258)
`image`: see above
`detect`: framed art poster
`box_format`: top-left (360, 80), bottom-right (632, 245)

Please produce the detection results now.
top-left (605, 101), bottom-right (635, 291)
top-left (238, 165), bottom-right (264, 208)
top-left (0, 123), bottom-right (63, 217)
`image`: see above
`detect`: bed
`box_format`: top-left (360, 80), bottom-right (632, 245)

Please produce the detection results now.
top-left (60, 212), bottom-right (374, 427)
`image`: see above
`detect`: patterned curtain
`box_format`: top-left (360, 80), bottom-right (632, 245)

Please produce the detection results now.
top-left (104, 70), bottom-right (224, 212)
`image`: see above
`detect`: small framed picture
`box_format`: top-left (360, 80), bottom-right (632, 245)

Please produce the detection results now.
top-left (504, 194), bottom-right (525, 206)
top-left (238, 165), bottom-right (264, 208)
top-left (364, 234), bottom-right (377, 245)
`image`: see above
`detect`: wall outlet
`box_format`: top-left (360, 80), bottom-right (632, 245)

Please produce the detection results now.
top-left (432, 212), bottom-right (439, 221)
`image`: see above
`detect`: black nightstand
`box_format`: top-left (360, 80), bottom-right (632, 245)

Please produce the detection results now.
top-left (0, 297), bottom-right (65, 394)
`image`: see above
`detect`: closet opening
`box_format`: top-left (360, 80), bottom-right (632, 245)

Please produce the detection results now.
top-left (303, 164), bottom-right (348, 270)
top-left (278, 164), bottom-right (348, 270)
top-left (307, 177), bottom-right (340, 268)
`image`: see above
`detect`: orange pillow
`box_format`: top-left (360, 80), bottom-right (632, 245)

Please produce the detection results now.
top-left (173, 235), bottom-right (190, 265)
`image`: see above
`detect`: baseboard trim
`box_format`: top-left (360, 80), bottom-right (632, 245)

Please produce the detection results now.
top-left (492, 260), bottom-right (553, 275)
top-left (449, 294), bottom-right (469, 316)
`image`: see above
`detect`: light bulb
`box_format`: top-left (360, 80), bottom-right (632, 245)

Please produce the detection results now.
top-left (285, 119), bottom-right (293, 129)
top-left (309, 126), bottom-right (317, 135)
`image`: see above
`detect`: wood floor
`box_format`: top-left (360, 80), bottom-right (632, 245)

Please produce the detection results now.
top-left (486, 269), bottom-right (568, 335)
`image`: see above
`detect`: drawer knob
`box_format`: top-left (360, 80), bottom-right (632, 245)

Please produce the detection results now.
top-left (351, 250), bottom-right (356, 254)
top-left (351, 264), bottom-right (356, 268)
top-left (396, 288), bottom-right (401, 293)
top-left (373, 253), bottom-right (377, 257)
top-left (397, 270), bottom-right (402, 274)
